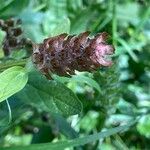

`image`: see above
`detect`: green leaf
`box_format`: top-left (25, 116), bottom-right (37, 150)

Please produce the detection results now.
top-left (117, 38), bottom-right (139, 62)
top-left (52, 74), bottom-right (101, 92)
top-left (137, 114), bottom-right (150, 138)
top-left (16, 72), bottom-right (82, 116)
top-left (0, 0), bottom-right (30, 17)
top-left (1, 121), bottom-right (135, 150)
top-left (52, 114), bottom-right (79, 139)
top-left (70, 8), bottom-right (95, 34)
top-left (0, 66), bottom-right (28, 103)
top-left (20, 10), bottom-right (45, 43)
top-left (51, 18), bottom-right (70, 36)
top-left (71, 75), bottom-right (101, 92)
top-left (9, 49), bottom-right (27, 60)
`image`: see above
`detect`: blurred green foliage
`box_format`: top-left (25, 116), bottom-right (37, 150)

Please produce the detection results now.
top-left (0, 0), bottom-right (150, 149)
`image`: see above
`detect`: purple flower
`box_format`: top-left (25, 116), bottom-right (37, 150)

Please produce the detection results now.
top-left (32, 32), bottom-right (115, 78)
top-left (90, 32), bottom-right (114, 67)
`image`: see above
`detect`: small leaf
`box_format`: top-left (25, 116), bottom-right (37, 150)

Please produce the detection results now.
top-left (0, 66), bottom-right (28, 103)
top-left (71, 75), bottom-right (101, 92)
top-left (1, 121), bottom-right (135, 150)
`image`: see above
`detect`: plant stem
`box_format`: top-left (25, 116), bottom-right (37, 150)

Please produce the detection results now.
top-left (6, 99), bottom-right (12, 124)
top-left (0, 58), bottom-right (27, 72)
top-left (112, 0), bottom-right (117, 47)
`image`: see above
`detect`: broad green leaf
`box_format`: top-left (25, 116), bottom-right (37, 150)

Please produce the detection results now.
top-left (1, 121), bottom-right (135, 150)
top-left (0, 66), bottom-right (28, 103)
top-left (16, 72), bottom-right (82, 116)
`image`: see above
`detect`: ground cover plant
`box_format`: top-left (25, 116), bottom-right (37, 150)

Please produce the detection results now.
top-left (0, 0), bottom-right (150, 149)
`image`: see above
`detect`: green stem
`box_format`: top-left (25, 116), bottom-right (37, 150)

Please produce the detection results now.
top-left (0, 58), bottom-right (27, 72)
top-left (6, 99), bottom-right (12, 124)
top-left (112, 0), bottom-right (117, 47)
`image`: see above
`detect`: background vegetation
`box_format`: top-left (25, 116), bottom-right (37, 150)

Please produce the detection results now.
top-left (0, 0), bottom-right (150, 149)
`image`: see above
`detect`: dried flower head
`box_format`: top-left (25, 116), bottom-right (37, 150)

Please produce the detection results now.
top-left (0, 18), bottom-right (31, 56)
top-left (32, 32), bottom-right (115, 78)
